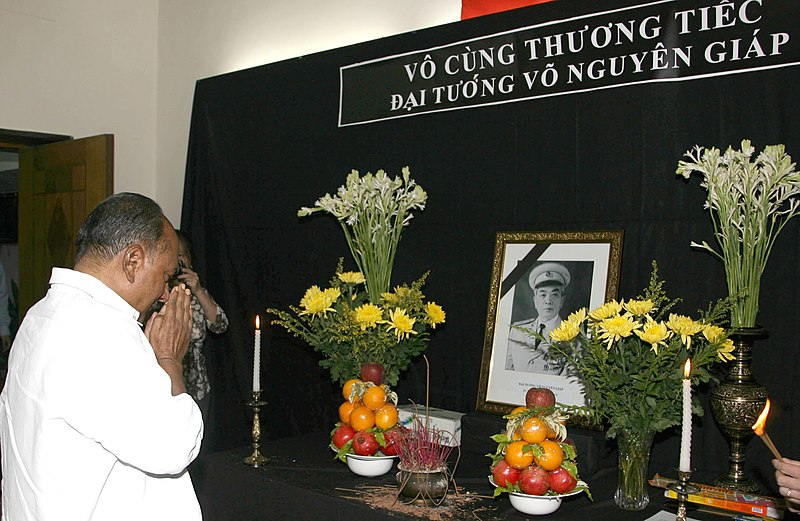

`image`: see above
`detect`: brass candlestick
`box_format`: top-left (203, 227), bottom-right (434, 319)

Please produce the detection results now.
top-left (243, 390), bottom-right (270, 466)
top-left (668, 470), bottom-right (699, 521)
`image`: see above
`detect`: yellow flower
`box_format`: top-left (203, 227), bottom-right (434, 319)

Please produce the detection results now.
top-left (635, 319), bottom-right (672, 353)
top-left (624, 299), bottom-right (655, 318)
top-left (702, 324), bottom-right (728, 345)
top-left (354, 303), bottom-right (383, 330)
top-left (597, 314), bottom-right (640, 349)
top-left (299, 286), bottom-right (340, 318)
top-left (550, 319), bottom-right (581, 342)
top-left (666, 314), bottom-right (705, 348)
top-left (716, 339), bottom-right (736, 362)
top-left (424, 302), bottom-right (446, 328)
top-left (381, 292), bottom-right (399, 305)
top-left (566, 308), bottom-right (587, 325)
top-left (385, 308), bottom-right (417, 340)
top-left (338, 271), bottom-right (366, 284)
top-left (588, 300), bottom-right (624, 322)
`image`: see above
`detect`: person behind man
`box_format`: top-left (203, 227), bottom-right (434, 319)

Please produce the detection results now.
top-left (174, 229), bottom-right (228, 418)
top-left (0, 193), bottom-right (204, 520)
top-left (505, 262), bottom-right (570, 374)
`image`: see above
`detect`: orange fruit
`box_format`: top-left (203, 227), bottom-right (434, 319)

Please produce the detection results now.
top-left (374, 404), bottom-right (399, 430)
top-left (504, 440), bottom-right (534, 470)
top-left (535, 439), bottom-right (564, 471)
top-left (349, 405), bottom-right (375, 431)
top-left (342, 378), bottom-right (363, 401)
top-left (361, 385), bottom-right (387, 411)
top-left (338, 400), bottom-right (359, 424)
top-left (546, 424), bottom-right (557, 439)
top-left (510, 406), bottom-right (528, 416)
top-left (520, 417), bottom-right (548, 444)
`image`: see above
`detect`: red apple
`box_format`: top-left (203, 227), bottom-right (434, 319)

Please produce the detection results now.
top-left (492, 459), bottom-right (522, 488)
top-left (525, 387), bottom-right (556, 408)
top-left (352, 430), bottom-right (379, 456)
top-left (548, 466), bottom-right (577, 494)
top-left (360, 363), bottom-right (385, 385)
top-left (380, 426), bottom-right (404, 456)
top-left (332, 424), bottom-right (356, 449)
top-left (518, 464), bottom-right (550, 495)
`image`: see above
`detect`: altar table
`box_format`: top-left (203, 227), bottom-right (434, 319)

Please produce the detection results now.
top-left (192, 429), bottom-right (724, 521)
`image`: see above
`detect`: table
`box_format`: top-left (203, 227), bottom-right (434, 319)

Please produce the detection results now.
top-left (191, 430), bottom-right (725, 521)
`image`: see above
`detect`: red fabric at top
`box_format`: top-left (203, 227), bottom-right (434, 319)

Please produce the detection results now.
top-left (461, 0), bottom-right (556, 20)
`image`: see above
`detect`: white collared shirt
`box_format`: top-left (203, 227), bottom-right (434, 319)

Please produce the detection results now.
top-left (0, 268), bottom-right (204, 520)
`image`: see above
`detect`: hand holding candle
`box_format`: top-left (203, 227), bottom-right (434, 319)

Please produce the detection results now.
top-left (679, 358), bottom-right (692, 472)
top-left (253, 315), bottom-right (261, 393)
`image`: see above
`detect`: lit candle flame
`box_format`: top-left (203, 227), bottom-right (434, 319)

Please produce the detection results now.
top-left (683, 358), bottom-right (691, 379)
top-left (752, 399), bottom-right (770, 436)
top-left (255, 315), bottom-right (260, 329)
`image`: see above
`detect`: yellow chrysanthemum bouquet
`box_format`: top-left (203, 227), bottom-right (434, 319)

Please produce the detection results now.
top-left (267, 167), bottom-right (445, 386)
top-left (546, 263), bottom-right (735, 439)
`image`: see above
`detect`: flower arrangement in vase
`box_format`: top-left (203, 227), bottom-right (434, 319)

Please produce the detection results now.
top-left (267, 260), bottom-right (444, 386)
top-left (546, 263), bottom-right (735, 509)
top-left (676, 140), bottom-right (800, 490)
top-left (676, 140), bottom-right (800, 328)
top-left (267, 167), bottom-right (445, 385)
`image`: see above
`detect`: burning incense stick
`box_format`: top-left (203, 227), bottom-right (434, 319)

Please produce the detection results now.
top-left (752, 399), bottom-right (783, 460)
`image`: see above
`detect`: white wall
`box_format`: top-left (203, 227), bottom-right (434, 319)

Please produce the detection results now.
top-left (2, 0), bottom-right (461, 228)
top-left (0, 0), bottom-right (159, 196)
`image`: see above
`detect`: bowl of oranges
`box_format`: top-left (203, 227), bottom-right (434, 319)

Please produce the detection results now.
top-left (487, 389), bottom-right (590, 515)
top-left (330, 376), bottom-right (406, 477)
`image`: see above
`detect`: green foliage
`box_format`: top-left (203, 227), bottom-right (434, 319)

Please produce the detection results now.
top-left (548, 263), bottom-right (734, 439)
top-left (267, 260), bottom-right (444, 386)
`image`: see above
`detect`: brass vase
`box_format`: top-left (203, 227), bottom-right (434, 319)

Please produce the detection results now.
top-left (709, 327), bottom-right (768, 492)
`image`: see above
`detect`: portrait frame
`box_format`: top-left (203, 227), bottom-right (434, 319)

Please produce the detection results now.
top-left (476, 230), bottom-right (623, 426)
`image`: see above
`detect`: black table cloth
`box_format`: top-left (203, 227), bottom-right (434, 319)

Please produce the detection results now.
top-left (192, 428), bottom-right (727, 521)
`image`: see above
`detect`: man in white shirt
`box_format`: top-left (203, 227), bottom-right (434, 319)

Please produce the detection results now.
top-left (0, 193), bottom-right (204, 520)
top-left (506, 262), bottom-right (570, 374)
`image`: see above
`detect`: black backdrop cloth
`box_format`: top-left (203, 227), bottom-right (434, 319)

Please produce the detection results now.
top-left (182, 0), bottom-right (800, 493)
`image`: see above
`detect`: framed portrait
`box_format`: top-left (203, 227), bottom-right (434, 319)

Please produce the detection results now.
top-left (476, 230), bottom-right (623, 418)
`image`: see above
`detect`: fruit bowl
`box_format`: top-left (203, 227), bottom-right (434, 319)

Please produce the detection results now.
top-left (345, 452), bottom-right (396, 477)
top-left (489, 477), bottom-right (582, 515)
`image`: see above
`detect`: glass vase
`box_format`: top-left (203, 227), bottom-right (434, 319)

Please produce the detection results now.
top-left (614, 429), bottom-right (654, 510)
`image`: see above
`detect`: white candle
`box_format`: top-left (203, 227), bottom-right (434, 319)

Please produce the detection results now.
top-left (253, 315), bottom-right (261, 393)
top-left (679, 358), bottom-right (692, 472)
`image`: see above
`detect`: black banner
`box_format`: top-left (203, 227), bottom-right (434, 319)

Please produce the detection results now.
top-left (339, 0), bottom-right (799, 126)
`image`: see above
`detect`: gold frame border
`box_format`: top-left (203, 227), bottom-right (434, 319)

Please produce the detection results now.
top-left (475, 230), bottom-right (624, 429)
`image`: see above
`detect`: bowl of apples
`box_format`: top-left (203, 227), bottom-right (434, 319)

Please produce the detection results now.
top-left (487, 388), bottom-right (590, 515)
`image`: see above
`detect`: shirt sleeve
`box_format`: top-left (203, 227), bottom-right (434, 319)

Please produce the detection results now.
top-left (56, 319), bottom-right (203, 476)
top-left (205, 299), bottom-right (228, 334)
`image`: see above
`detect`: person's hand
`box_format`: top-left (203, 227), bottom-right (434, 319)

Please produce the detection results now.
top-left (177, 266), bottom-right (202, 295)
top-left (1, 335), bottom-right (10, 351)
top-left (144, 285), bottom-right (191, 395)
top-left (774, 457), bottom-right (800, 513)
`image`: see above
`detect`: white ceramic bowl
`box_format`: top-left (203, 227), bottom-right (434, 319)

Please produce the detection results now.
top-left (489, 477), bottom-right (582, 515)
top-left (345, 453), bottom-right (396, 477)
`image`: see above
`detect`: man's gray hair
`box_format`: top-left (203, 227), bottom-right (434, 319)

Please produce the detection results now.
top-left (75, 192), bottom-right (167, 264)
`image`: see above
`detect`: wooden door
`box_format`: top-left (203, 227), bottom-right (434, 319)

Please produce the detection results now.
top-left (18, 135), bottom-right (113, 317)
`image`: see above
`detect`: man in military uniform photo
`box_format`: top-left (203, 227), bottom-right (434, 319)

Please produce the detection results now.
top-left (505, 262), bottom-right (570, 374)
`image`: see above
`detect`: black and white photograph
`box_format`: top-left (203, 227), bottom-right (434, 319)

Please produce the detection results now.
top-left (477, 231), bottom-right (623, 414)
